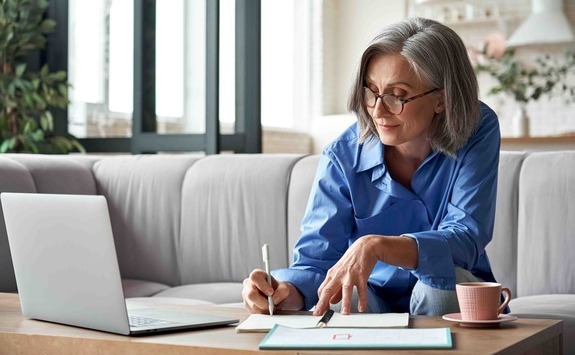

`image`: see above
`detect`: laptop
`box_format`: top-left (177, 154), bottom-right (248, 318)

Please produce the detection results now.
top-left (1, 192), bottom-right (239, 335)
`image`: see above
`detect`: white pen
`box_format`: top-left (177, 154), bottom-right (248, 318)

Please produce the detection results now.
top-left (261, 244), bottom-right (274, 316)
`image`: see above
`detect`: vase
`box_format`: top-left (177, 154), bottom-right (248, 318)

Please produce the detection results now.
top-left (512, 104), bottom-right (530, 137)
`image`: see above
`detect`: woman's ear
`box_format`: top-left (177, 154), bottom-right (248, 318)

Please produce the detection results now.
top-left (434, 90), bottom-right (446, 114)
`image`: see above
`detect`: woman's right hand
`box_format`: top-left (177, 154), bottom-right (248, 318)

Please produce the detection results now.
top-left (242, 269), bottom-right (305, 313)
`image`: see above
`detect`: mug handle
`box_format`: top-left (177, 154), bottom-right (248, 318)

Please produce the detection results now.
top-left (497, 287), bottom-right (512, 315)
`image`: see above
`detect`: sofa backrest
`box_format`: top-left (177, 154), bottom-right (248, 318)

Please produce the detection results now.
top-left (287, 155), bottom-right (321, 263)
top-left (516, 151), bottom-right (575, 297)
top-left (92, 155), bottom-right (201, 287)
top-left (487, 151), bottom-right (526, 298)
top-left (178, 154), bottom-right (303, 285)
top-left (0, 151), bottom-right (573, 299)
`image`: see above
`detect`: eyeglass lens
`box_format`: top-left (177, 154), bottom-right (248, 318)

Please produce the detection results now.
top-left (363, 88), bottom-right (402, 114)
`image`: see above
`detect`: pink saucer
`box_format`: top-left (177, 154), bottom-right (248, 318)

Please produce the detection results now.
top-left (442, 313), bottom-right (518, 328)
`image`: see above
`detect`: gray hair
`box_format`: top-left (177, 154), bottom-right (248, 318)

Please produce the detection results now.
top-left (348, 17), bottom-right (480, 157)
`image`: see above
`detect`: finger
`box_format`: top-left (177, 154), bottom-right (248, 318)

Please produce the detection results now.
top-left (314, 285), bottom-right (336, 316)
top-left (250, 269), bottom-right (275, 296)
top-left (317, 277), bottom-right (329, 298)
top-left (329, 289), bottom-right (342, 305)
top-left (340, 283), bottom-right (353, 315)
top-left (243, 298), bottom-right (265, 314)
top-left (356, 282), bottom-right (368, 313)
top-left (272, 282), bottom-right (290, 306)
top-left (243, 278), bottom-right (273, 312)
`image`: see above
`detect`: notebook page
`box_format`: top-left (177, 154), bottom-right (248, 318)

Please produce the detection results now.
top-left (236, 312), bottom-right (409, 333)
top-left (327, 312), bottom-right (409, 328)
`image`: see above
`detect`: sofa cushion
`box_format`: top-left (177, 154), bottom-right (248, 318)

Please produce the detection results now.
top-left (516, 152), bottom-right (575, 297)
top-left (127, 297), bottom-right (215, 306)
top-left (486, 151), bottom-right (526, 297)
top-left (122, 278), bottom-right (170, 298)
top-left (93, 155), bottom-right (201, 287)
top-left (4, 154), bottom-right (98, 194)
top-left (152, 282), bottom-right (244, 304)
top-left (179, 154), bottom-right (304, 285)
top-left (510, 294), bottom-right (575, 354)
top-left (0, 157), bottom-right (37, 292)
top-left (287, 155), bottom-right (321, 263)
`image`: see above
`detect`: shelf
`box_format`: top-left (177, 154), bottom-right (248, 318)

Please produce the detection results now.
top-left (501, 136), bottom-right (575, 145)
top-left (408, 0), bottom-right (502, 25)
top-left (500, 135), bottom-right (575, 151)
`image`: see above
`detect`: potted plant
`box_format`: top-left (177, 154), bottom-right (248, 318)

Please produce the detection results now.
top-left (0, 0), bottom-right (84, 153)
top-left (472, 33), bottom-right (575, 137)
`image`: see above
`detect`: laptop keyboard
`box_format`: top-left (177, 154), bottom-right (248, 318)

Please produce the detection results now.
top-left (128, 315), bottom-right (178, 328)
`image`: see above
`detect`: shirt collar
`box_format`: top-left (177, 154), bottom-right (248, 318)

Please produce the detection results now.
top-left (355, 137), bottom-right (384, 173)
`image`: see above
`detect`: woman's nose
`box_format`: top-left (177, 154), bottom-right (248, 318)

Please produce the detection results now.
top-left (372, 97), bottom-right (390, 120)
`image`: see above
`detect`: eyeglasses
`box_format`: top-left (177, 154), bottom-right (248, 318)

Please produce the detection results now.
top-left (363, 87), bottom-right (441, 115)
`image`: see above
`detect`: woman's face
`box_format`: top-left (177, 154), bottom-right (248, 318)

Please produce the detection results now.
top-left (364, 54), bottom-right (442, 152)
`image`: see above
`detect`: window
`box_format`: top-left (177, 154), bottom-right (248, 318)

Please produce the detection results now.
top-left (62, 0), bottom-right (261, 153)
top-left (68, 0), bottom-right (203, 138)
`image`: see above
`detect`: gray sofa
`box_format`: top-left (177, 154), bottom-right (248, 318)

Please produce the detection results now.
top-left (0, 152), bottom-right (573, 352)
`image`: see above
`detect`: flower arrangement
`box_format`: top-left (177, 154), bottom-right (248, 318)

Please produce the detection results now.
top-left (471, 32), bottom-right (575, 104)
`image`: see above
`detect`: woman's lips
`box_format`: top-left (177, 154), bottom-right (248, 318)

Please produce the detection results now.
top-left (378, 123), bottom-right (399, 131)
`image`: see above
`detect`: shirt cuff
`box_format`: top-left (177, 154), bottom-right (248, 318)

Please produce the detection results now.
top-left (403, 231), bottom-right (456, 290)
top-left (271, 267), bottom-right (325, 311)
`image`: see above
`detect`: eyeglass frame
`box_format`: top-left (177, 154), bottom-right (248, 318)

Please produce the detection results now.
top-left (363, 87), bottom-right (442, 115)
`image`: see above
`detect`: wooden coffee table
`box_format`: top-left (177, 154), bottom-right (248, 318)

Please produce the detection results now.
top-left (0, 293), bottom-right (563, 354)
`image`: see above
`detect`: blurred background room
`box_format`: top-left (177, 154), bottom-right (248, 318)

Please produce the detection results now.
top-left (59, 0), bottom-right (575, 154)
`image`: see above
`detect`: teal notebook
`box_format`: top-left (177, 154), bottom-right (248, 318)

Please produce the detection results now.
top-left (259, 325), bottom-right (452, 350)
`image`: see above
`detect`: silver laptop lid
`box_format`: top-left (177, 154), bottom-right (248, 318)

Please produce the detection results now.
top-left (1, 193), bottom-right (131, 334)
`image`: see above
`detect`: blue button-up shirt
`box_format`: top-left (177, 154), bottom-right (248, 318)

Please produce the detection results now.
top-left (274, 102), bottom-right (501, 311)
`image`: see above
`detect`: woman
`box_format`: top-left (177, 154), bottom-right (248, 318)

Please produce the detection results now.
top-left (242, 17), bottom-right (500, 317)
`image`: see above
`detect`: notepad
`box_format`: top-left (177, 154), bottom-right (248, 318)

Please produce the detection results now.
top-left (236, 312), bottom-right (409, 333)
top-left (259, 325), bottom-right (452, 350)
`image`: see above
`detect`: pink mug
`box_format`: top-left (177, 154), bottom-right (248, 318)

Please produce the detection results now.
top-left (456, 282), bottom-right (511, 321)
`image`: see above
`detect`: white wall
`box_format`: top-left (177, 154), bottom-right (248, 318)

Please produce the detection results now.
top-left (323, 0), bottom-right (408, 115)
top-left (312, 0), bottom-right (407, 153)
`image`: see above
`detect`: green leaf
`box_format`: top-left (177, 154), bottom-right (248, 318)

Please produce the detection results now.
top-left (31, 129), bottom-right (44, 142)
top-left (20, 135), bottom-right (39, 154)
top-left (22, 119), bottom-right (35, 134)
top-left (50, 70), bottom-right (66, 81)
top-left (7, 82), bottom-right (15, 97)
top-left (57, 83), bottom-right (67, 97)
top-left (39, 112), bottom-right (49, 131)
top-left (0, 137), bottom-right (16, 153)
top-left (15, 63), bottom-right (26, 77)
top-left (40, 19), bottom-right (56, 34)
top-left (44, 110), bottom-right (53, 131)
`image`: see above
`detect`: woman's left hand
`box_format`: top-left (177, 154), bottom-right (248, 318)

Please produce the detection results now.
top-left (313, 235), bottom-right (382, 316)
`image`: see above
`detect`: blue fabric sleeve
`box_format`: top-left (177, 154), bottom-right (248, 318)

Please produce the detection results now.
top-left (405, 107), bottom-right (501, 289)
top-left (273, 150), bottom-right (355, 310)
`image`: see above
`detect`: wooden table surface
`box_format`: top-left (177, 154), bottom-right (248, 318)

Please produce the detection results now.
top-left (0, 292), bottom-right (563, 355)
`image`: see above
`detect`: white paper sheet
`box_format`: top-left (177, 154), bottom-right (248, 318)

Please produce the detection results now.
top-left (236, 312), bottom-right (409, 332)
